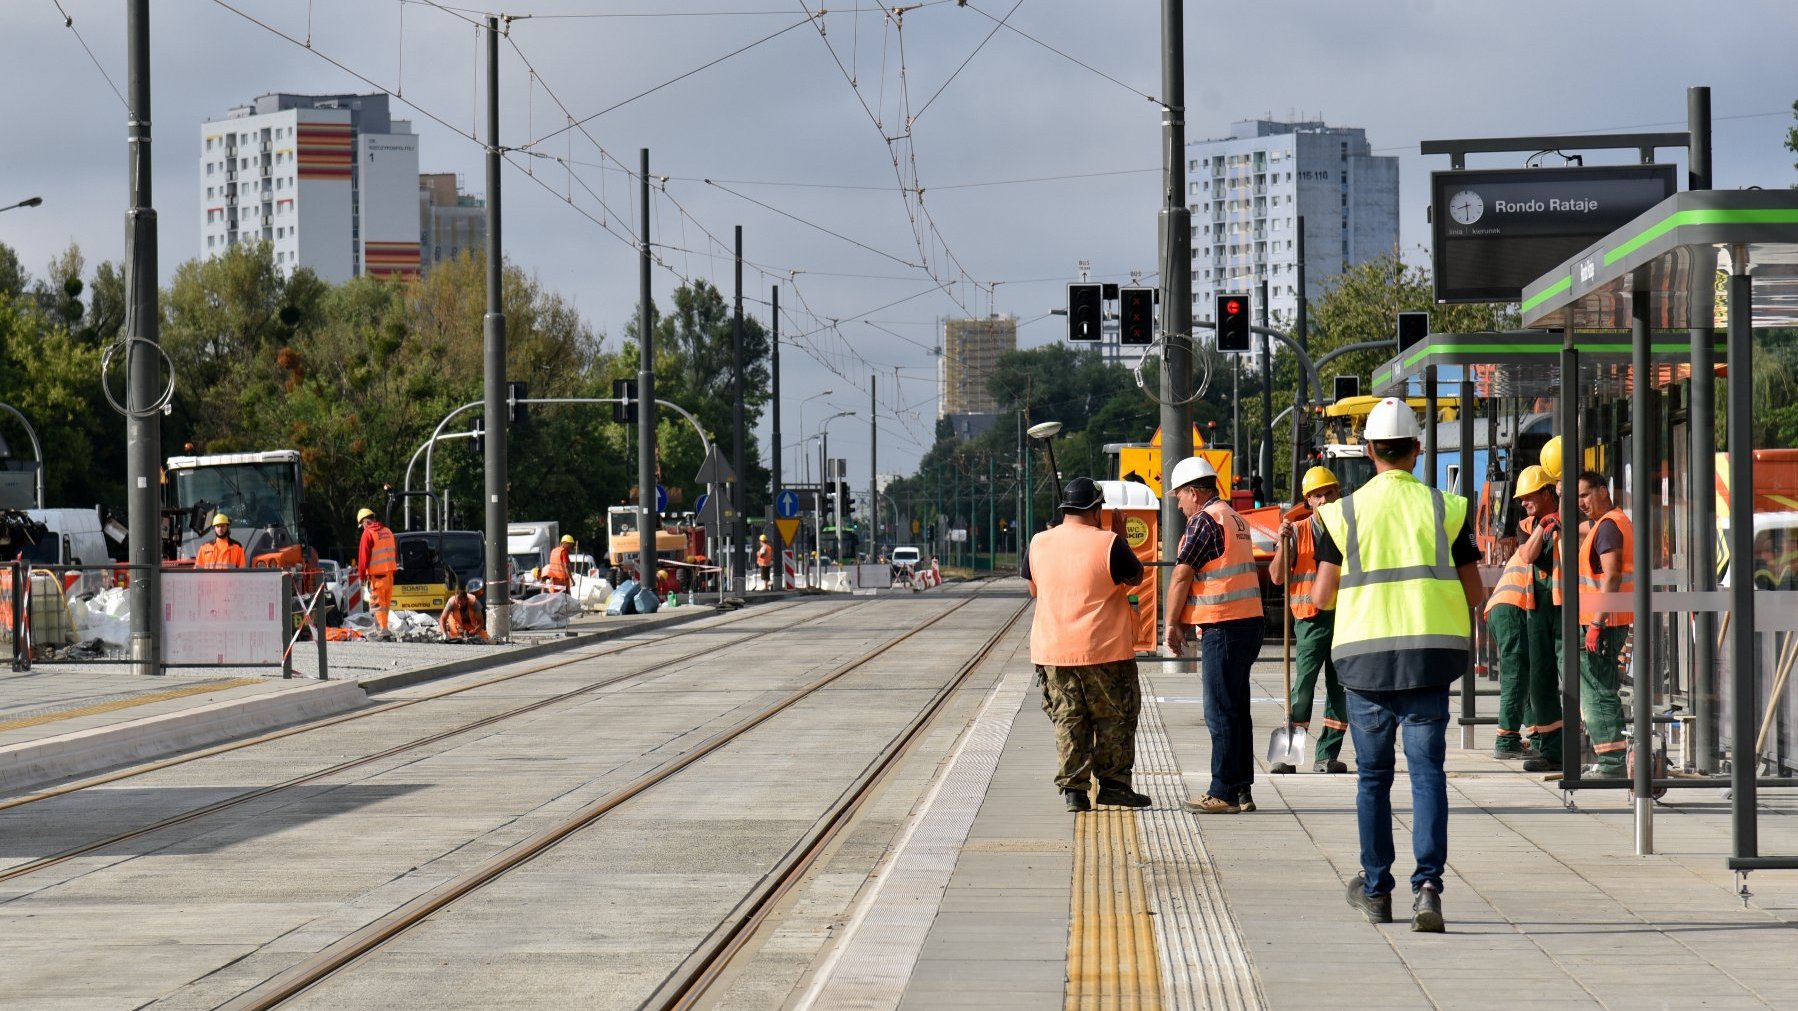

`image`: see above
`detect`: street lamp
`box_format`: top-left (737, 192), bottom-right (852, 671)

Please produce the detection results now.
top-left (796, 389), bottom-right (834, 477)
top-left (818, 410), bottom-right (855, 562)
top-left (0, 196), bottom-right (43, 214)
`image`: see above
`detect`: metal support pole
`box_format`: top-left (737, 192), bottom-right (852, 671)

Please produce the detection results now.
top-left (1460, 376), bottom-right (1476, 749)
top-left (1688, 86), bottom-right (1719, 773)
top-left (987, 452), bottom-right (996, 571)
top-left (638, 151), bottom-right (658, 597)
top-left (870, 375), bottom-right (878, 559)
top-left (1631, 289), bottom-right (1656, 852)
top-left (1561, 314), bottom-right (1584, 793)
top-left (482, 17), bottom-right (511, 642)
top-left (0, 405), bottom-right (45, 508)
top-left (1296, 216), bottom-right (1308, 355)
top-left (1259, 278), bottom-right (1273, 501)
top-left (1726, 252), bottom-right (1758, 861)
top-left (125, 0), bottom-right (163, 675)
top-left (732, 226), bottom-right (749, 585)
top-left (1157, 0), bottom-right (1193, 610)
top-left (771, 285), bottom-right (784, 586)
top-left (1022, 413), bottom-right (1034, 546)
top-left (1425, 366), bottom-right (1439, 487)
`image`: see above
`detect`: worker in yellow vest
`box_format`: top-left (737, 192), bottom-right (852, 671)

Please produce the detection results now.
top-left (1575, 469), bottom-right (1633, 778)
top-left (195, 513), bottom-right (247, 569)
top-left (1269, 466), bottom-right (1349, 775)
top-left (1312, 397), bottom-right (1484, 933)
top-left (1485, 466), bottom-right (1566, 766)
top-left (1165, 456), bottom-right (1266, 815)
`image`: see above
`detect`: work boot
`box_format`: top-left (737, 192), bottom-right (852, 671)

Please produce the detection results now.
top-left (1345, 874), bottom-right (1392, 924)
top-left (1063, 788), bottom-right (1092, 813)
top-left (1315, 759), bottom-right (1349, 774)
top-left (1522, 757), bottom-right (1562, 773)
top-left (1411, 885), bottom-right (1445, 933)
top-left (1094, 786), bottom-right (1152, 808)
top-left (1269, 762), bottom-right (1298, 775)
top-left (1236, 788), bottom-right (1256, 812)
top-left (1493, 743), bottom-right (1530, 761)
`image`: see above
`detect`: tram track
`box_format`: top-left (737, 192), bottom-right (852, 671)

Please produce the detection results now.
top-left (218, 585), bottom-right (1026, 1010)
top-left (0, 598), bottom-right (863, 885)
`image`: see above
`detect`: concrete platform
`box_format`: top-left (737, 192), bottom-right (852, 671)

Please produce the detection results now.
top-left (0, 593), bottom-right (789, 797)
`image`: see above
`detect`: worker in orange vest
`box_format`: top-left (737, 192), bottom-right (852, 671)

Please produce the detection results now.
top-left (439, 578), bottom-right (489, 642)
top-left (1485, 466), bottom-right (1566, 770)
top-left (1164, 456), bottom-right (1266, 815)
top-left (1269, 466), bottom-right (1349, 775)
top-left (356, 507), bottom-right (398, 635)
top-left (755, 533), bottom-right (775, 589)
top-left (195, 513), bottom-right (247, 569)
top-left (1576, 470), bottom-right (1633, 778)
top-left (544, 534), bottom-right (575, 591)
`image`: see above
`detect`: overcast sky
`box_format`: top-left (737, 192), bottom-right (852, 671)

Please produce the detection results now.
top-left (5, 0), bottom-right (1795, 484)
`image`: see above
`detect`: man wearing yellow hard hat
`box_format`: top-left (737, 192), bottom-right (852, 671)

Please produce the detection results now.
top-left (1268, 465), bottom-right (1350, 775)
top-left (357, 507), bottom-right (398, 634)
top-left (544, 534), bottom-right (575, 591)
top-left (195, 513), bottom-right (247, 569)
top-left (1485, 464), bottom-right (1565, 771)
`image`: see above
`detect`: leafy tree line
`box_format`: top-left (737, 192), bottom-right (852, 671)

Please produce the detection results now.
top-left (0, 240), bottom-right (769, 559)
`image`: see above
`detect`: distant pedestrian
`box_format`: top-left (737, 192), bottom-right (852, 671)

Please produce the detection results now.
top-left (1022, 477), bottom-right (1150, 812)
top-left (356, 507), bottom-right (398, 635)
top-left (1575, 469), bottom-right (1633, 778)
top-left (195, 513), bottom-right (247, 569)
top-left (1165, 456), bottom-right (1266, 815)
top-left (545, 534), bottom-right (575, 591)
top-left (1268, 466), bottom-right (1349, 775)
top-left (756, 534), bottom-right (775, 589)
top-left (1311, 397), bottom-right (1483, 933)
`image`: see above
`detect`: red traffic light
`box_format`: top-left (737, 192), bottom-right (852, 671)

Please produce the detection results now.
top-left (1223, 299), bottom-right (1242, 316)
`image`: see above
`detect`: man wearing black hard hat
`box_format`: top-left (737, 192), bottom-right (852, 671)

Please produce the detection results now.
top-left (1020, 477), bottom-right (1149, 812)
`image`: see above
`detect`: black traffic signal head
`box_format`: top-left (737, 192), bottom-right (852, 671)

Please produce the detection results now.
top-left (1067, 283), bottom-right (1102, 342)
top-left (1119, 287), bottom-right (1155, 346)
top-left (1215, 293), bottom-right (1251, 352)
top-left (508, 381), bottom-right (529, 425)
top-left (1397, 311), bottom-right (1430, 351)
top-left (612, 378), bottom-right (638, 424)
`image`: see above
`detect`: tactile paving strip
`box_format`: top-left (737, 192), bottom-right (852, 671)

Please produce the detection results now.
top-left (1133, 673), bottom-right (1267, 1010)
top-left (0, 678), bottom-right (263, 732)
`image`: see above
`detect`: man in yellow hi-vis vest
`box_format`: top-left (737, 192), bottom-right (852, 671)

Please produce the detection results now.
top-left (1311, 398), bottom-right (1484, 934)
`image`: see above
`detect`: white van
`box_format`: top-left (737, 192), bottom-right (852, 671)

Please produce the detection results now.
top-left (23, 507), bottom-right (116, 594)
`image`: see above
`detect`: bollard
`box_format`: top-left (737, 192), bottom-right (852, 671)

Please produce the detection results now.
top-left (313, 590), bottom-right (329, 680)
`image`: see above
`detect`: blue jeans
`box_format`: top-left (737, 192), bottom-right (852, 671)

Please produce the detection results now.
top-left (1345, 684), bottom-right (1449, 896)
top-left (1200, 617), bottom-right (1265, 800)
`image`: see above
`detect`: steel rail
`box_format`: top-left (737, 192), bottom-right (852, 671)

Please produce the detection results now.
top-left (0, 600), bottom-right (821, 816)
top-left (0, 601), bottom-right (860, 884)
top-left (221, 588), bottom-right (1006, 1011)
top-left (650, 591), bottom-right (1033, 1009)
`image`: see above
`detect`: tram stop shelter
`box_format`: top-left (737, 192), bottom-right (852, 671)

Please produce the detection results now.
top-left (1375, 189), bottom-right (1798, 877)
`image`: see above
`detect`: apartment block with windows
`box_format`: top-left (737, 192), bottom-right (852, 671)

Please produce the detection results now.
top-left (938, 316), bottom-right (1018, 419)
top-left (1186, 120), bottom-right (1398, 332)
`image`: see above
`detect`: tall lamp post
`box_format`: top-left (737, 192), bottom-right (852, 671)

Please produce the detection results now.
top-left (818, 410), bottom-right (854, 563)
top-left (0, 196), bottom-right (43, 214)
top-left (796, 389), bottom-right (833, 477)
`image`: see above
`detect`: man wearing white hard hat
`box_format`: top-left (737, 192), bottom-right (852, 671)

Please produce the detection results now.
top-left (1164, 454), bottom-right (1266, 815)
top-left (1310, 396), bottom-right (1483, 933)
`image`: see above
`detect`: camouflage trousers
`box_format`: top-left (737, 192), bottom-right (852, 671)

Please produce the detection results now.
top-left (1038, 660), bottom-right (1142, 792)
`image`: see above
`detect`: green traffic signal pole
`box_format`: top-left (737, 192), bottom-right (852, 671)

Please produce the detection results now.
top-left (988, 452), bottom-right (996, 572)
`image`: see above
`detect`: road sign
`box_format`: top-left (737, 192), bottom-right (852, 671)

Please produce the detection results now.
top-left (698, 492), bottom-right (736, 529)
top-left (775, 516), bottom-right (800, 546)
top-left (655, 484), bottom-right (668, 512)
top-left (775, 489), bottom-right (800, 519)
top-left (695, 445), bottom-right (736, 485)
top-left (693, 492), bottom-right (708, 516)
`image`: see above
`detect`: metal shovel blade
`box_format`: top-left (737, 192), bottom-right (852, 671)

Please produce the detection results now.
top-left (1267, 722), bottom-right (1310, 765)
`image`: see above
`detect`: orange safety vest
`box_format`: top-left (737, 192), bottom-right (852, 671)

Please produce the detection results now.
top-left (1184, 497), bottom-right (1262, 625)
top-left (1026, 521), bottom-right (1136, 666)
top-left (545, 544), bottom-right (572, 586)
top-left (441, 594), bottom-right (485, 637)
top-left (756, 541), bottom-right (774, 567)
top-left (1285, 506), bottom-right (1322, 621)
top-left (365, 525), bottom-right (398, 577)
top-left (1484, 517), bottom-right (1539, 616)
top-left (196, 537), bottom-right (246, 570)
top-left (1577, 507), bottom-right (1634, 626)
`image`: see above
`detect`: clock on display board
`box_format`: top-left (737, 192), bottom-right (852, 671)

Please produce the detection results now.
top-left (1448, 190), bottom-right (1484, 225)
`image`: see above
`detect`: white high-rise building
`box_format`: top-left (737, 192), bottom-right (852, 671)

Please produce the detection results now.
top-left (1186, 120), bottom-right (1398, 331)
top-left (200, 92), bottom-right (420, 284)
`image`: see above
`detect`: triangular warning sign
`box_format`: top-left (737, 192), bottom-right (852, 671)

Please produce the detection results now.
top-left (695, 445), bottom-right (736, 485)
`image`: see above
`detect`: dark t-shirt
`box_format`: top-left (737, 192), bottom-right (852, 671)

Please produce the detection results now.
top-left (1588, 517), bottom-right (1623, 571)
top-left (1020, 527), bottom-right (1144, 586)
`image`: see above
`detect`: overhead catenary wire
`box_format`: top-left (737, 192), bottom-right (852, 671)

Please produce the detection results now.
top-left (47, 0), bottom-right (127, 108)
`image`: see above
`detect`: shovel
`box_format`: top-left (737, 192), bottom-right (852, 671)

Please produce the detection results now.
top-left (1266, 528), bottom-right (1309, 766)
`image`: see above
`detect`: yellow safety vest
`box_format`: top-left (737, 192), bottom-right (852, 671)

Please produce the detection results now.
top-left (1315, 470), bottom-right (1470, 682)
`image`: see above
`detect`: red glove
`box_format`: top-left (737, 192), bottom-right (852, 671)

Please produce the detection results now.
top-left (1539, 515), bottom-right (1560, 533)
top-left (1584, 623), bottom-right (1603, 653)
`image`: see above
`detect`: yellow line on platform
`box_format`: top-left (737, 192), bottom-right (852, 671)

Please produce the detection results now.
top-left (1068, 807), bottom-right (1163, 1011)
top-left (0, 678), bottom-right (264, 733)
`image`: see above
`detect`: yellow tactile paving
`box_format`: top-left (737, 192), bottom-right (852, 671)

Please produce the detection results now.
top-left (1067, 807), bottom-right (1163, 1011)
top-left (0, 678), bottom-right (264, 733)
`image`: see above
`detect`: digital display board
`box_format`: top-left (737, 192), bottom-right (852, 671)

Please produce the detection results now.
top-left (1431, 164), bottom-right (1677, 304)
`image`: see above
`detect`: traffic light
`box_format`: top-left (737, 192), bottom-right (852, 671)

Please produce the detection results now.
top-left (508, 381), bottom-right (529, 425)
top-left (612, 378), bottom-right (637, 424)
top-left (1119, 287), bottom-right (1155, 346)
top-left (1397, 311), bottom-right (1430, 352)
top-left (469, 426), bottom-right (485, 458)
top-left (1333, 375), bottom-right (1361, 402)
top-left (1067, 283), bottom-right (1102, 342)
top-left (1215, 293), bottom-right (1251, 352)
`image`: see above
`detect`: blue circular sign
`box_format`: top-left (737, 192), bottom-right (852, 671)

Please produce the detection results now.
top-left (655, 484), bottom-right (668, 512)
top-left (775, 489), bottom-right (800, 519)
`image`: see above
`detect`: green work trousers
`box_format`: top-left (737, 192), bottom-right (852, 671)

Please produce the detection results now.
top-left (1488, 602), bottom-right (1535, 748)
top-left (1291, 612), bottom-right (1346, 763)
top-left (1580, 625), bottom-right (1629, 775)
top-left (1526, 590), bottom-right (1563, 763)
